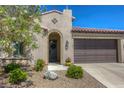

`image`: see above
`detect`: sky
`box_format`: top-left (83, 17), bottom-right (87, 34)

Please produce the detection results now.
top-left (42, 5), bottom-right (124, 30)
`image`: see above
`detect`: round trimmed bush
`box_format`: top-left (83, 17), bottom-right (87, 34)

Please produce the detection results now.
top-left (4, 63), bottom-right (20, 73)
top-left (66, 65), bottom-right (83, 79)
top-left (9, 68), bottom-right (27, 84)
top-left (35, 59), bottom-right (45, 72)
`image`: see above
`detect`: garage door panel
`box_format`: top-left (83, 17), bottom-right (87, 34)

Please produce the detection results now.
top-left (74, 56), bottom-right (116, 60)
top-left (74, 39), bottom-right (117, 63)
top-left (74, 57), bottom-right (117, 63)
top-left (74, 39), bottom-right (117, 49)
top-left (74, 49), bottom-right (116, 55)
top-left (74, 55), bottom-right (116, 60)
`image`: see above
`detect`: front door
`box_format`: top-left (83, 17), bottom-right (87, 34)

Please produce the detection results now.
top-left (49, 40), bottom-right (57, 63)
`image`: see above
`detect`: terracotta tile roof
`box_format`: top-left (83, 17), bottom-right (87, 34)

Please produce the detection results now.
top-left (72, 27), bottom-right (124, 34)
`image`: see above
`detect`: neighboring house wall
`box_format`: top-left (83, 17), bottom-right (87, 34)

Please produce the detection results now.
top-left (31, 9), bottom-right (74, 64)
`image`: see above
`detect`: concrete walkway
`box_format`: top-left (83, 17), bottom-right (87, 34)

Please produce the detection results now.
top-left (48, 64), bottom-right (68, 71)
top-left (76, 63), bottom-right (124, 88)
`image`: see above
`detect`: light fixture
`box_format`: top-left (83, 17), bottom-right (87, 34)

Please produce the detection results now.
top-left (65, 40), bottom-right (69, 50)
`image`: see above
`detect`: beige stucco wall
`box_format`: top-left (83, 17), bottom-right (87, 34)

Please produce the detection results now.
top-left (31, 9), bottom-right (74, 64)
top-left (118, 39), bottom-right (124, 63)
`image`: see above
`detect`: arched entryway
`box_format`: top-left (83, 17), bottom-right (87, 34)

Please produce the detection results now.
top-left (48, 32), bottom-right (61, 63)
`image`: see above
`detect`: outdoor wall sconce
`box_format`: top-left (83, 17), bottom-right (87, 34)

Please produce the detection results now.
top-left (65, 40), bottom-right (69, 50)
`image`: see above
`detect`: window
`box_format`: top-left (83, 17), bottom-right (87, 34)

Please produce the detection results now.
top-left (13, 42), bottom-right (24, 57)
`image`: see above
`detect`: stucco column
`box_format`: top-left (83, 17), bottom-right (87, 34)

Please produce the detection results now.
top-left (117, 39), bottom-right (124, 63)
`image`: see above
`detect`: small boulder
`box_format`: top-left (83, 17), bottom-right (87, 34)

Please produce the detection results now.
top-left (25, 80), bottom-right (33, 87)
top-left (28, 72), bottom-right (33, 77)
top-left (0, 83), bottom-right (5, 88)
top-left (43, 71), bottom-right (58, 80)
top-left (21, 82), bottom-right (26, 87)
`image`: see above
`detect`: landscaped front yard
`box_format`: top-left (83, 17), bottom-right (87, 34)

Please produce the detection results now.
top-left (30, 69), bottom-right (106, 88)
top-left (0, 64), bottom-right (106, 88)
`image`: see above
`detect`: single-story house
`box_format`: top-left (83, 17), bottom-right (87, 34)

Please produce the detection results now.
top-left (1, 9), bottom-right (124, 64)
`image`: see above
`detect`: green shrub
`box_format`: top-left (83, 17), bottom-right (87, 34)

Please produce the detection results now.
top-left (9, 68), bottom-right (27, 84)
top-left (35, 59), bottom-right (45, 72)
top-left (4, 63), bottom-right (21, 73)
top-left (66, 65), bottom-right (83, 79)
top-left (64, 57), bottom-right (73, 66)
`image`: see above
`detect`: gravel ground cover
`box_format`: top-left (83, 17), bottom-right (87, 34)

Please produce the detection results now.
top-left (0, 66), bottom-right (106, 88)
top-left (29, 69), bottom-right (106, 88)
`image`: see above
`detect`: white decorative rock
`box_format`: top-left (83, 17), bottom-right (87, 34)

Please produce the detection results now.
top-left (43, 71), bottom-right (58, 80)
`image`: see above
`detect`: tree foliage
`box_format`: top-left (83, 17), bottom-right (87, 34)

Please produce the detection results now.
top-left (0, 6), bottom-right (43, 56)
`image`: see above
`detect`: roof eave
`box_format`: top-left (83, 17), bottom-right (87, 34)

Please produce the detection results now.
top-left (42, 10), bottom-right (75, 21)
top-left (72, 27), bottom-right (124, 34)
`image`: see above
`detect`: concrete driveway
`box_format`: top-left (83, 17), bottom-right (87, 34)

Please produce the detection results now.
top-left (76, 63), bottom-right (124, 88)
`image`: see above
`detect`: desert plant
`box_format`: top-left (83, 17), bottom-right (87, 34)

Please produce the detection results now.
top-left (35, 59), bottom-right (45, 72)
top-left (4, 62), bottom-right (21, 73)
top-left (0, 6), bottom-right (43, 55)
top-left (65, 62), bottom-right (73, 66)
top-left (65, 57), bottom-right (71, 62)
top-left (64, 57), bottom-right (72, 66)
top-left (9, 68), bottom-right (27, 84)
top-left (66, 65), bottom-right (83, 79)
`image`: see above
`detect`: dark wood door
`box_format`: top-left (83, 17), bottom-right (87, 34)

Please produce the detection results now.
top-left (74, 39), bottom-right (117, 63)
top-left (49, 40), bottom-right (57, 62)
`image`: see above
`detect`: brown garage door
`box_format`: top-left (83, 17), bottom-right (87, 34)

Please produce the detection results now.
top-left (74, 39), bottom-right (118, 63)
